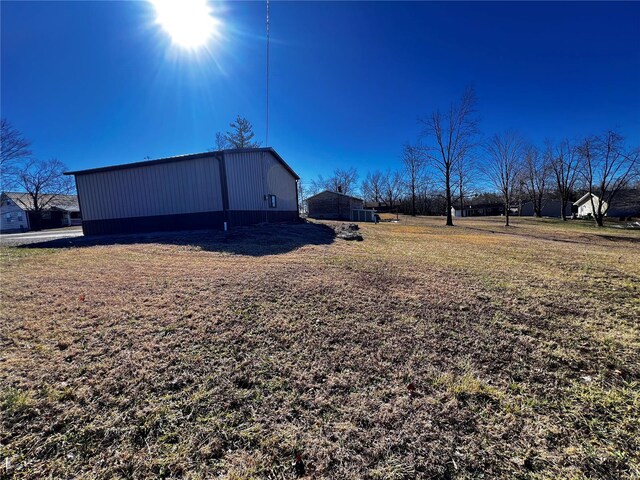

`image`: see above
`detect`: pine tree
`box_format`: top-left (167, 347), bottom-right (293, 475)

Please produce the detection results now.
top-left (224, 116), bottom-right (261, 149)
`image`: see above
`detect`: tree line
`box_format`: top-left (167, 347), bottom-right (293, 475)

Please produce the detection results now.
top-left (304, 87), bottom-right (639, 227)
top-left (3, 108), bottom-right (637, 229)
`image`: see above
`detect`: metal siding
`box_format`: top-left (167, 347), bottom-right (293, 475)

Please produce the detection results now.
top-left (307, 191), bottom-right (361, 220)
top-left (79, 175), bottom-right (93, 219)
top-left (82, 211), bottom-right (225, 235)
top-left (76, 176), bottom-right (93, 217)
top-left (75, 176), bottom-right (88, 219)
top-left (225, 151), bottom-right (264, 211)
top-left (225, 151), bottom-right (297, 211)
top-left (76, 156), bottom-right (223, 221)
top-left (227, 210), bottom-right (299, 225)
top-left (79, 175), bottom-right (97, 220)
top-left (266, 155), bottom-right (297, 211)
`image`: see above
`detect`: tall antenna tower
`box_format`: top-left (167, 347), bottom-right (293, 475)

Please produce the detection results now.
top-left (265, 0), bottom-right (270, 146)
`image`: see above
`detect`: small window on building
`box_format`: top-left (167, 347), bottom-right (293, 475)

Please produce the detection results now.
top-left (268, 194), bottom-right (277, 208)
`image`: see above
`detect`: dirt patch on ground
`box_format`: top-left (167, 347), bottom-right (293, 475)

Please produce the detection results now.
top-left (334, 223), bottom-right (364, 241)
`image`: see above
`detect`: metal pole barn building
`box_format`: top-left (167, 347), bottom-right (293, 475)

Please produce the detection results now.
top-left (306, 190), bottom-right (365, 221)
top-left (65, 147), bottom-right (300, 236)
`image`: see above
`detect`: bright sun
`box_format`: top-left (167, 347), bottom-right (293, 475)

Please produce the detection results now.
top-left (150, 0), bottom-right (218, 49)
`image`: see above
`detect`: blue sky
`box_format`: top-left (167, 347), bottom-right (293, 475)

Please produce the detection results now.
top-left (2, 1), bottom-right (639, 186)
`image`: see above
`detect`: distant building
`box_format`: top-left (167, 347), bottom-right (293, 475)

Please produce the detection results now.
top-left (0, 192), bottom-right (81, 233)
top-left (520, 199), bottom-right (573, 218)
top-left (573, 189), bottom-right (640, 220)
top-left (574, 193), bottom-right (608, 219)
top-left (451, 202), bottom-right (506, 217)
top-left (606, 189), bottom-right (640, 220)
top-left (363, 201), bottom-right (386, 210)
top-left (65, 148), bottom-right (299, 236)
top-left (306, 190), bottom-right (366, 221)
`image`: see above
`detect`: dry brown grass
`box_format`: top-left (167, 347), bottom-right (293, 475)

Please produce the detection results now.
top-left (1, 216), bottom-right (639, 479)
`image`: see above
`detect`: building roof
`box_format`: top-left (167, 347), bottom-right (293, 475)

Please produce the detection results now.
top-left (573, 192), bottom-right (601, 206)
top-left (306, 190), bottom-right (364, 202)
top-left (64, 147), bottom-right (299, 180)
top-left (1, 192), bottom-right (80, 212)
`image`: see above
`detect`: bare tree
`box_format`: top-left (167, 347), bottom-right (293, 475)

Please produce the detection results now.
top-left (452, 152), bottom-right (476, 218)
top-left (225, 116), bottom-right (261, 149)
top-left (401, 144), bottom-right (427, 216)
top-left (484, 132), bottom-right (525, 227)
top-left (310, 167), bottom-right (359, 196)
top-left (550, 139), bottom-right (581, 221)
top-left (522, 145), bottom-right (552, 217)
top-left (309, 175), bottom-right (327, 196)
top-left (215, 131), bottom-right (229, 150)
top-left (307, 176), bottom-right (325, 196)
top-left (421, 87), bottom-right (479, 226)
top-left (578, 131), bottom-right (639, 227)
top-left (416, 181), bottom-right (434, 215)
top-left (361, 170), bottom-right (384, 203)
top-left (382, 169), bottom-right (404, 210)
top-left (1, 119), bottom-right (32, 189)
top-left (331, 167), bottom-right (359, 195)
top-left (297, 178), bottom-right (307, 215)
top-left (16, 159), bottom-right (74, 228)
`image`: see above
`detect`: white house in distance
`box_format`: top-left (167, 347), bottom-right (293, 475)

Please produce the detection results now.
top-left (0, 192), bottom-right (81, 233)
top-left (0, 193), bottom-right (30, 233)
top-left (574, 193), bottom-right (608, 219)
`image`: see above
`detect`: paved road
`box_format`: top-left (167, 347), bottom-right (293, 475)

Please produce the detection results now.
top-left (0, 227), bottom-right (84, 246)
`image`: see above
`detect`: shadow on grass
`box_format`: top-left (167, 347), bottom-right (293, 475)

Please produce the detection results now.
top-left (594, 233), bottom-right (640, 243)
top-left (461, 223), bottom-right (640, 245)
top-left (17, 221), bottom-right (336, 256)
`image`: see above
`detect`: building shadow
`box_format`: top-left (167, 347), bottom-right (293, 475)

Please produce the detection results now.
top-left (17, 221), bottom-right (336, 256)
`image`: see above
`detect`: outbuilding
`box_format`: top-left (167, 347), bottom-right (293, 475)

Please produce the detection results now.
top-left (451, 202), bottom-right (506, 217)
top-left (306, 190), bottom-right (366, 221)
top-left (65, 147), bottom-right (299, 236)
top-left (520, 199), bottom-right (573, 218)
top-left (606, 189), bottom-right (640, 220)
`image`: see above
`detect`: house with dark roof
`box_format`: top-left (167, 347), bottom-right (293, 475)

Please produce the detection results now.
top-left (0, 192), bottom-right (81, 233)
top-left (64, 147), bottom-right (299, 236)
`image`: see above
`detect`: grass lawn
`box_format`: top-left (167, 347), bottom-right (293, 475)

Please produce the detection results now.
top-left (1, 216), bottom-right (639, 479)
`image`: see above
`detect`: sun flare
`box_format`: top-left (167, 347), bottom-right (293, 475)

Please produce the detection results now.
top-left (150, 0), bottom-right (219, 49)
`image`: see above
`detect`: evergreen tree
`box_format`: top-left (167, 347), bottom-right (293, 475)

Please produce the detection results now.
top-left (224, 116), bottom-right (261, 149)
